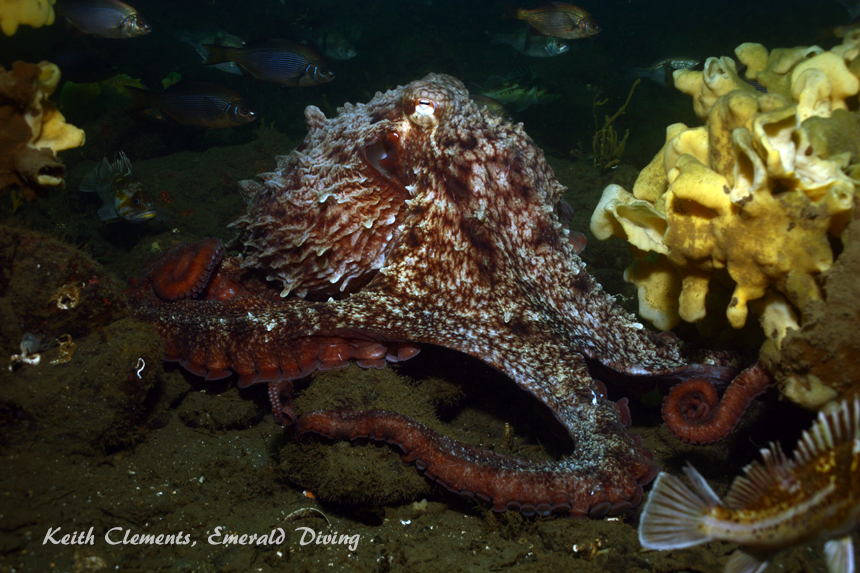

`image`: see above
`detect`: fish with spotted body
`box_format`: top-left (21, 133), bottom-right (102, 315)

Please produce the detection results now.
top-left (639, 396), bottom-right (860, 573)
top-left (80, 152), bottom-right (161, 223)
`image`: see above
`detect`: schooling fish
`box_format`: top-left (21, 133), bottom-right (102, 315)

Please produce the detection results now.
top-left (639, 396), bottom-right (860, 573)
top-left (491, 27), bottom-right (569, 57)
top-left (80, 152), bottom-right (158, 223)
top-left (125, 82), bottom-right (257, 128)
top-left (202, 39), bottom-right (335, 86)
top-left (58, 0), bottom-right (150, 39)
top-left (516, 3), bottom-right (600, 40)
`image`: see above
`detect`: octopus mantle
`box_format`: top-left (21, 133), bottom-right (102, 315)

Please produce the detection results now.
top-left (127, 73), bottom-right (736, 518)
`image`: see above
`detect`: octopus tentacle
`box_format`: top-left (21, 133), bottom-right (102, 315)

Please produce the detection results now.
top-left (662, 362), bottom-right (773, 445)
top-left (150, 238), bottom-right (224, 301)
top-left (298, 409), bottom-right (657, 518)
top-left (126, 75), bottom-right (741, 518)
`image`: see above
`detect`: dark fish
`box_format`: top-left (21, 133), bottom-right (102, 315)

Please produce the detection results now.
top-left (623, 56), bottom-right (700, 86)
top-left (50, 52), bottom-right (118, 83)
top-left (516, 3), bottom-right (600, 40)
top-left (491, 28), bottom-right (569, 57)
top-left (174, 29), bottom-right (245, 75)
top-left (470, 94), bottom-right (512, 121)
top-left (470, 68), bottom-right (559, 112)
top-left (314, 28), bottom-right (357, 60)
top-left (58, 0), bottom-right (151, 39)
top-left (126, 82), bottom-right (257, 128)
top-left (202, 39), bottom-right (334, 86)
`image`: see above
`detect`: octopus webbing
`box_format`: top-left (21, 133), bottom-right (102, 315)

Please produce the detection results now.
top-left (126, 73), bottom-right (740, 518)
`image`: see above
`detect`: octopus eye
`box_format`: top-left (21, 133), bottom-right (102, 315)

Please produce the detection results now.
top-left (402, 80), bottom-right (452, 128)
top-left (415, 98), bottom-right (436, 116)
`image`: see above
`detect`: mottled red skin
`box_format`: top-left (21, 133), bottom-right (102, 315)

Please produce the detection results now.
top-left (662, 363), bottom-right (773, 445)
top-left (127, 74), bottom-right (743, 518)
top-left (149, 238), bottom-right (224, 301)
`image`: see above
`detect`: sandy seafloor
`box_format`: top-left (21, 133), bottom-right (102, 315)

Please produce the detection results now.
top-left (2, 0), bottom-right (860, 570)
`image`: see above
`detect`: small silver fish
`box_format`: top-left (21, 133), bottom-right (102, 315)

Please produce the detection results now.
top-left (491, 28), bottom-right (569, 58)
top-left (80, 152), bottom-right (158, 223)
top-left (623, 56), bottom-right (700, 86)
top-left (58, 0), bottom-right (150, 39)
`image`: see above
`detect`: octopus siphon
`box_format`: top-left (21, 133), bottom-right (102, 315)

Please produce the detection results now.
top-left (126, 73), bottom-right (750, 518)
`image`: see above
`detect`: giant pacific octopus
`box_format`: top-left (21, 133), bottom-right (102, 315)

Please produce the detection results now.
top-left (127, 73), bottom-right (758, 518)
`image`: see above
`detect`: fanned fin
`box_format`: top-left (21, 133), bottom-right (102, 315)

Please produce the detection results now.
top-left (795, 396), bottom-right (860, 466)
top-left (725, 549), bottom-right (768, 573)
top-left (502, 65), bottom-right (536, 82)
top-left (725, 442), bottom-right (794, 509)
top-left (81, 157), bottom-right (114, 205)
top-left (97, 204), bottom-right (119, 222)
top-left (824, 536), bottom-right (855, 573)
top-left (638, 465), bottom-right (717, 550)
top-left (112, 150), bottom-right (133, 177)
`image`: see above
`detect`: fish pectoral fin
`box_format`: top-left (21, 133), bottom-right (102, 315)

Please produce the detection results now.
top-left (97, 204), bottom-right (119, 222)
top-left (637, 468), bottom-right (716, 551)
top-left (824, 536), bottom-right (854, 573)
top-left (79, 172), bottom-right (100, 194)
top-left (724, 550), bottom-right (768, 573)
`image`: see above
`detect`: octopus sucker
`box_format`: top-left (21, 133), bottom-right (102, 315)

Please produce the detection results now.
top-left (296, 409), bottom-right (649, 518)
top-left (149, 238), bottom-right (224, 301)
top-left (127, 73), bottom-right (744, 517)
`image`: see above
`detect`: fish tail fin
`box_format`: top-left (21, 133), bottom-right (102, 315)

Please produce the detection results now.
top-left (122, 86), bottom-right (155, 111)
top-left (622, 66), bottom-right (666, 86)
top-left (638, 464), bottom-right (720, 550)
top-left (175, 31), bottom-right (210, 62)
top-left (201, 44), bottom-right (231, 65)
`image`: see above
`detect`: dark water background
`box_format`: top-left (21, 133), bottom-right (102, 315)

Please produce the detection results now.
top-left (1, 0), bottom-right (850, 165)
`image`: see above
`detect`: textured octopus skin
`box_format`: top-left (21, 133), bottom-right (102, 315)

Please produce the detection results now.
top-left (127, 73), bottom-right (735, 518)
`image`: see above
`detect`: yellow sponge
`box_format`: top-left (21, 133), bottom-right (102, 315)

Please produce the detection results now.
top-left (0, 0), bottom-right (56, 36)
